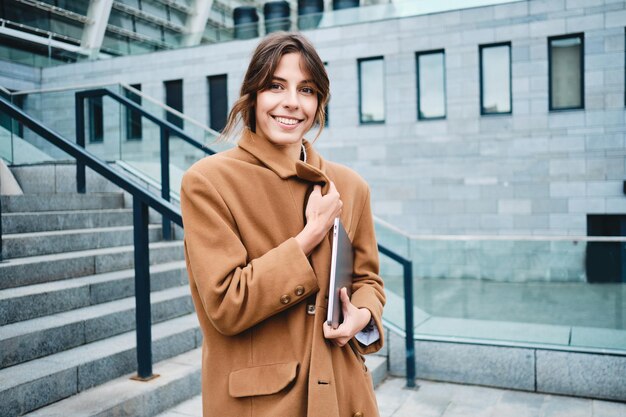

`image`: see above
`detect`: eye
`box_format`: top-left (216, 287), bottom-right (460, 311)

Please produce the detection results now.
top-left (269, 82), bottom-right (283, 91)
top-left (300, 86), bottom-right (315, 95)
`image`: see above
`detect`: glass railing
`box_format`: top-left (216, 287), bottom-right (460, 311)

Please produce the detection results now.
top-left (375, 218), bottom-right (626, 353)
top-left (0, 83), bottom-right (229, 195)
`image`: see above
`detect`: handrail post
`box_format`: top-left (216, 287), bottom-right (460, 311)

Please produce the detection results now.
top-left (75, 93), bottom-right (86, 194)
top-left (403, 259), bottom-right (416, 388)
top-left (132, 196), bottom-right (156, 380)
top-left (160, 126), bottom-right (172, 240)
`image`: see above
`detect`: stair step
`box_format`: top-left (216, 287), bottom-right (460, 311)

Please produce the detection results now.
top-left (2, 208), bottom-right (134, 234)
top-left (0, 261), bottom-right (187, 326)
top-left (0, 285), bottom-right (193, 368)
top-left (0, 240), bottom-right (185, 290)
top-left (23, 348), bottom-right (202, 417)
top-left (0, 314), bottom-right (201, 417)
top-left (2, 225), bottom-right (163, 259)
top-left (1, 193), bottom-right (125, 213)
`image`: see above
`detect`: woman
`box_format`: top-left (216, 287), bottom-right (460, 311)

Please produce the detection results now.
top-left (180, 32), bottom-right (385, 417)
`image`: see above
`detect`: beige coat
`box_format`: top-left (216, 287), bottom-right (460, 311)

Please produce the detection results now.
top-left (180, 130), bottom-right (386, 417)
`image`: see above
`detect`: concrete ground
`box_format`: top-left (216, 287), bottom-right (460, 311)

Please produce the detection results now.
top-left (155, 377), bottom-right (626, 417)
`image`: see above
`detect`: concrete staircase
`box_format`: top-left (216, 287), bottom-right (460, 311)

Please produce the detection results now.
top-left (0, 166), bottom-right (202, 417)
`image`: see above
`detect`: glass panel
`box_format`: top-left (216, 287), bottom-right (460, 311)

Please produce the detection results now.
top-left (550, 35), bottom-right (583, 110)
top-left (116, 83), bottom-right (226, 198)
top-left (359, 57), bottom-right (385, 123)
top-left (417, 51), bottom-right (446, 119)
top-left (2, 83), bottom-right (225, 191)
top-left (480, 43), bottom-right (511, 114)
top-left (135, 20), bottom-right (164, 40)
top-left (208, 74), bottom-right (227, 132)
top-left (53, 0), bottom-right (90, 16)
top-left (376, 225), bottom-right (626, 351)
top-left (108, 9), bottom-right (136, 31)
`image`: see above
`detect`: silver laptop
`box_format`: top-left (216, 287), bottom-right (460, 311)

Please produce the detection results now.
top-left (327, 217), bottom-right (354, 329)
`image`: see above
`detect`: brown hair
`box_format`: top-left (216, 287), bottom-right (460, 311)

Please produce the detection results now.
top-left (219, 32), bottom-right (330, 142)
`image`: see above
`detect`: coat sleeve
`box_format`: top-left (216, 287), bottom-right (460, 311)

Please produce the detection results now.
top-left (180, 168), bottom-right (320, 336)
top-left (349, 186), bottom-right (386, 355)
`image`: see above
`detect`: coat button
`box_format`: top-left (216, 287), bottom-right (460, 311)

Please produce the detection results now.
top-left (353, 413), bottom-right (364, 417)
top-left (280, 294), bottom-right (291, 304)
top-left (306, 304), bottom-right (316, 315)
top-left (294, 285), bottom-right (305, 296)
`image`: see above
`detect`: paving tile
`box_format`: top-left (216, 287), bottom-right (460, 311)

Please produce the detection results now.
top-left (539, 394), bottom-right (593, 417)
top-left (154, 377), bottom-right (626, 417)
top-left (592, 400), bottom-right (626, 417)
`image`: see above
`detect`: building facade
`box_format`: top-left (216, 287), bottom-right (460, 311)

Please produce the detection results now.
top-left (3, 0), bottom-right (623, 238)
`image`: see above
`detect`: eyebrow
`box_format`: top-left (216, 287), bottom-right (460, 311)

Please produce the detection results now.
top-left (272, 76), bottom-right (315, 84)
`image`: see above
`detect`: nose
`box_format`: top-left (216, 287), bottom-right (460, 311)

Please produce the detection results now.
top-left (282, 87), bottom-right (299, 109)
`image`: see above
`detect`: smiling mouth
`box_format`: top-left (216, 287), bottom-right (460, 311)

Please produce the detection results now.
top-left (272, 115), bottom-right (303, 126)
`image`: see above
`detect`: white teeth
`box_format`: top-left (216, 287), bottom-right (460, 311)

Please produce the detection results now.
top-left (274, 116), bottom-right (299, 126)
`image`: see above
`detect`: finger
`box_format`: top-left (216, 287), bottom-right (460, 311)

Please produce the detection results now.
top-left (323, 322), bottom-right (333, 338)
top-left (311, 184), bottom-right (322, 195)
top-left (340, 287), bottom-right (351, 314)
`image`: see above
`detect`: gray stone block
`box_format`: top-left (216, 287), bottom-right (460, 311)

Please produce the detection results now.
top-left (23, 349), bottom-right (202, 417)
top-left (10, 165), bottom-right (56, 194)
top-left (0, 321), bottom-right (84, 368)
top-left (1, 209), bottom-right (134, 234)
top-left (0, 253), bottom-right (96, 289)
top-left (388, 329), bottom-right (408, 377)
top-left (2, 225), bottom-right (162, 259)
top-left (536, 351), bottom-right (626, 401)
top-left (78, 349), bottom-right (137, 391)
top-left (0, 193), bottom-right (125, 213)
top-left (415, 341), bottom-right (535, 391)
top-left (0, 368), bottom-right (78, 416)
top-left (0, 284), bottom-right (89, 325)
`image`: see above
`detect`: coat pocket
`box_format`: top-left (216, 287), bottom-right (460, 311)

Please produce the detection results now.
top-left (228, 361), bottom-right (299, 398)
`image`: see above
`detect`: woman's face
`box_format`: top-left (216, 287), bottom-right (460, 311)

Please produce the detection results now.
top-left (255, 53), bottom-right (318, 149)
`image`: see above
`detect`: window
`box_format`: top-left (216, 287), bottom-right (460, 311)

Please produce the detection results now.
top-left (587, 215), bottom-right (626, 283)
top-left (358, 57), bottom-right (385, 124)
top-left (549, 34), bottom-right (584, 110)
top-left (125, 83), bottom-right (142, 140)
top-left (88, 96), bottom-right (103, 143)
top-left (207, 74), bottom-right (228, 132)
top-left (416, 50), bottom-right (446, 120)
top-left (164, 79), bottom-right (183, 129)
top-left (479, 42), bottom-right (511, 115)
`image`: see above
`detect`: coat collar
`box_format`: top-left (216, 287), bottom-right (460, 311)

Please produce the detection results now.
top-left (238, 128), bottom-right (329, 190)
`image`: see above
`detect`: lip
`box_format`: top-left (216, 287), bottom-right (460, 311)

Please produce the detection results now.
top-left (271, 115), bottom-right (304, 130)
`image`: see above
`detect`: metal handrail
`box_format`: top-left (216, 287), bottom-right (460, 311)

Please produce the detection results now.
top-left (9, 82), bottom-right (221, 138)
top-left (0, 95), bottom-right (180, 379)
top-left (74, 87), bottom-right (215, 240)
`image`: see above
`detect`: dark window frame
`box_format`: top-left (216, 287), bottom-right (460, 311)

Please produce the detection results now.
top-left (357, 56), bottom-right (385, 125)
top-left (125, 83), bottom-right (142, 141)
top-left (479, 41), bottom-right (512, 116)
top-left (548, 32), bottom-right (585, 111)
top-left (415, 49), bottom-right (447, 121)
top-left (88, 95), bottom-right (104, 143)
top-left (164, 78), bottom-right (184, 130)
top-left (207, 74), bottom-right (228, 132)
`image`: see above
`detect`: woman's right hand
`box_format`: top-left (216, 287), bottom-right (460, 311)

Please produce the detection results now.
top-left (295, 182), bottom-right (342, 255)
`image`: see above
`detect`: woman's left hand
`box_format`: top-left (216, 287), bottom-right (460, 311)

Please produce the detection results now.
top-left (323, 288), bottom-right (372, 347)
